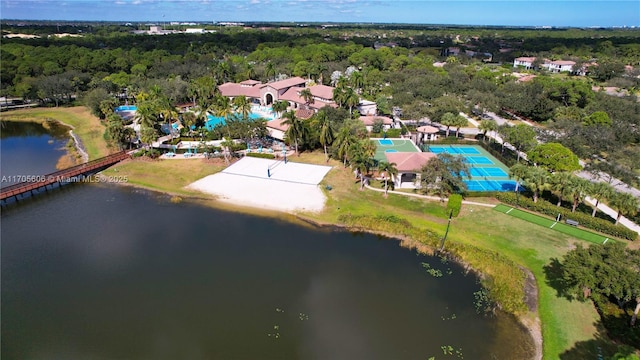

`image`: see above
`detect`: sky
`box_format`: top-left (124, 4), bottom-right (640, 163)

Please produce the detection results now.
top-left (1, 0), bottom-right (639, 27)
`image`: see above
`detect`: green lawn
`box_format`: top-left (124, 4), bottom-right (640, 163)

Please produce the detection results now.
top-left (494, 204), bottom-right (611, 245)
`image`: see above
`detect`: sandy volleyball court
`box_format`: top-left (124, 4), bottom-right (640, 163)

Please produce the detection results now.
top-left (188, 157), bottom-right (333, 212)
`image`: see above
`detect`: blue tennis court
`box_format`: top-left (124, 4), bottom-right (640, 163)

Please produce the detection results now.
top-left (464, 180), bottom-right (518, 192)
top-left (464, 156), bottom-right (494, 165)
top-left (429, 145), bottom-right (481, 155)
top-left (470, 167), bottom-right (508, 177)
top-left (378, 139), bottom-right (394, 146)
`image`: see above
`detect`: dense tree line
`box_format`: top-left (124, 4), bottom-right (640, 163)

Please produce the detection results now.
top-left (2, 23), bottom-right (639, 179)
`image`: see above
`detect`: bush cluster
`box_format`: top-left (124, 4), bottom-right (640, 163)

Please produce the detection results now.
top-left (447, 194), bottom-right (463, 217)
top-left (132, 149), bottom-right (161, 159)
top-left (495, 192), bottom-right (638, 241)
top-left (245, 152), bottom-right (275, 159)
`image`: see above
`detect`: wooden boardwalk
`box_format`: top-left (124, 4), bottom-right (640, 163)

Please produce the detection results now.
top-left (1, 151), bottom-right (130, 202)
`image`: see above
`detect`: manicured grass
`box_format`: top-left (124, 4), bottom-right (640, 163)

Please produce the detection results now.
top-left (453, 206), bottom-right (600, 359)
top-left (101, 157), bottom-right (226, 196)
top-left (494, 204), bottom-right (611, 245)
top-left (1, 106), bottom-right (112, 159)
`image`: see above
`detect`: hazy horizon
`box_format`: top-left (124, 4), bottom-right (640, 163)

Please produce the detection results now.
top-left (1, 0), bottom-right (638, 28)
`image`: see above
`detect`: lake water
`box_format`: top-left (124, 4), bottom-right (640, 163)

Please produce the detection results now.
top-left (1, 122), bottom-right (534, 359)
top-left (0, 121), bottom-right (70, 186)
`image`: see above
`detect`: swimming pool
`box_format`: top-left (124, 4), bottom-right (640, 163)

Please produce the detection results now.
top-left (205, 112), bottom-right (272, 130)
top-left (115, 105), bottom-right (137, 112)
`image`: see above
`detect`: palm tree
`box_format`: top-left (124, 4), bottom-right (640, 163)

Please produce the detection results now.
top-left (272, 100), bottom-right (288, 118)
top-left (564, 176), bottom-right (590, 212)
top-left (282, 110), bottom-right (308, 156)
top-left (134, 101), bottom-right (158, 129)
top-left (245, 63), bottom-right (256, 80)
top-left (509, 164), bottom-right (529, 193)
top-left (549, 171), bottom-right (574, 206)
top-left (348, 143), bottom-right (372, 190)
top-left (588, 181), bottom-right (615, 217)
top-left (440, 112), bottom-right (457, 137)
top-left (350, 70), bottom-right (364, 93)
top-left (334, 125), bottom-right (356, 167)
top-left (609, 192), bottom-right (639, 225)
top-left (265, 62), bottom-right (276, 81)
top-left (299, 88), bottom-right (313, 105)
top-left (313, 112), bottom-right (334, 162)
top-left (452, 114), bottom-right (468, 138)
top-left (478, 119), bottom-right (498, 143)
top-left (344, 88), bottom-right (360, 115)
top-left (233, 95), bottom-right (251, 120)
top-left (213, 95), bottom-right (235, 139)
top-left (332, 87), bottom-right (345, 108)
top-left (378, 161), bottom-right (398, 197)
top-left (522, 166), bottom-right (550, 203)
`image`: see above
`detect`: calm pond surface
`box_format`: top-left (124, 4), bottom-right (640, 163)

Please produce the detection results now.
top-left (1, 121), bottom-right (70, 187)
top-left (1, 122), bottom-right (534, 359)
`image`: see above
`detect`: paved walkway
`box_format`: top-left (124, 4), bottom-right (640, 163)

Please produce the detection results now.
top-left (364, 184), bottom-right (495, 207)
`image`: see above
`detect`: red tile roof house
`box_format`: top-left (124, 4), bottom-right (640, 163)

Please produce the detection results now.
top-left (360, 116), bottom-right (394, 132)
top-left (218, 77), bottom-right (338, 114)
top-left (383, 152), bottom-right (437, 189)
top-left (279, 84), bottom-right (338, 111)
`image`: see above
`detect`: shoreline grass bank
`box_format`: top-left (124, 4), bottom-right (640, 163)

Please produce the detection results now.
top-left (1, 107), bottom-right (112, 160)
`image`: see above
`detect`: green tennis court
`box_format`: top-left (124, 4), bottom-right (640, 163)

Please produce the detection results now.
top-left (372, 138), bottom-right (421, 162)
top-left (494, 204), bottom-right (612, 244)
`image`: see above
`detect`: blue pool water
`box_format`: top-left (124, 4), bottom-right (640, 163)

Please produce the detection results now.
top-left (205, 112), bottom-right (268, 130)
top-left (115, 105), bottom-right (137, 112)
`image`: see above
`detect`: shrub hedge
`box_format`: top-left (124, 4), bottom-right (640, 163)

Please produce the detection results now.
top-left (245, 152), bottom-right (275, 159)
top-left (447, 193), bottom-right (463, 217)
top-left (495, 192), bottom-right (638, 241)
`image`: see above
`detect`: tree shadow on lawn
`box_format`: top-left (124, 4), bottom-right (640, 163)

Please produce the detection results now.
top-left (546, 258), bottom-right (640, 358)
top-left (543, 257), bottom-right (577, 301)
top-left (559, 318), bottom-right (639, 360)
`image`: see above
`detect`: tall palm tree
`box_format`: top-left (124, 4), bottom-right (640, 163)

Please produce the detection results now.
top-left (378, 161), bottom-right (398, 197)
top-left (272, 100), bottom-right (288, 118)
top-left (313, 112), bottom-right (334, 162)
top-left (588, 181), bottom-right (615, 217)
top-left (549, 171), bottom-right (574, 207)
top-left (299, 88), bottom-right (314, 105)
top-left (344, 88), bottom-right (360, 115)
top-left (564, 176), bottom-right (590, 212)
top-left (453, 114), bottom-right (468, 138)
top-left (522, 166), bottom-right (550, 203)
top-left (348, 143), bottom-right (372, 189)
top-left (213, 95), bottom-right (235, 139)
top-left (134, 101), bottom-right (158, 130)
top-left (350, 70), bottom-right (364, 93)
top-left (233, 95), bottom-right (252, 120)
top-left (478, 119), bottom-right (498, 143)
top-left (332, 87), bottom-right (346, 108)
top-left (282, 110), bottom-right (308, 156)
top-left (609, 192), bottom-right (639, 225)
top-left (334, 125), bottom-right (356, 167)
top-left (440, 112), bottom-right (457, 137)
top-left (265, 62), bottom-right (276, 81)
top-left (509, 163), bottom-right (529, 193)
